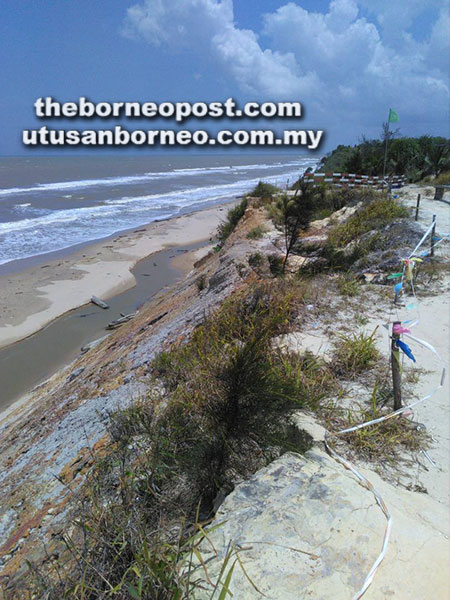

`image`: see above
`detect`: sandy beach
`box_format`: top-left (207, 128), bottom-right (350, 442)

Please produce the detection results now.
top-left (0, 202), bottom-right (233, 350)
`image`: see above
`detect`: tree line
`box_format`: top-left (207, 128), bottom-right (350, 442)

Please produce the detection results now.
top-left (320, 133), bottom-right (449, 181)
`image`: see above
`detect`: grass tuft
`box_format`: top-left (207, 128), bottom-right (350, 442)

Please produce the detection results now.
top-left (246, 225), bottom-right (266, 240)
top-left (332, 328), bottom-right (380, 377)
top-left (336, 274), bottom-right (359, 297)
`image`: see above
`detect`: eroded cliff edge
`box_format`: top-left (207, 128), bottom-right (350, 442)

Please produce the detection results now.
top-left (1, 186), bottom-right (449, 599)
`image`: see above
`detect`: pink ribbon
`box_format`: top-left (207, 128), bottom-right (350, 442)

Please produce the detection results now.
top-left (393, 324), bottom-right (411, 335)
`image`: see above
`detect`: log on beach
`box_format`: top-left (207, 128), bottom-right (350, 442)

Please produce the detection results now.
top-left (91, 295), bottom-right (109, 309)
top-left (106, 312), bottom-right (137, 330)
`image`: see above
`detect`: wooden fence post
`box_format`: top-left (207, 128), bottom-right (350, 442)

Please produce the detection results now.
top-left (391, 322), bottom-right (402, 410)
top-left (431, 214), bottom-right (436, 257)
top-left (415, 194), bottom-right (421, 221)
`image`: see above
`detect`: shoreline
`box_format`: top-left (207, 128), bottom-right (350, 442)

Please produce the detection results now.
top-left (0, 239), bottom-right (211, 415)
top-left (0, 201), bottom-right (234, 350)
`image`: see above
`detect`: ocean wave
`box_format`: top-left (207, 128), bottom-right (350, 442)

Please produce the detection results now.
top-left (0, 162), bottom-right (317, 265)
top-left (0, 168), bottom-right (305, 236)
top-left (0, 159), bottom-right (314, 197)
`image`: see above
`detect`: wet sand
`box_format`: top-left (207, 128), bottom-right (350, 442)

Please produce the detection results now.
top-left (0, 240), bottom-right (211, 413)
top-left (0, 202), bottom-right (233, 349)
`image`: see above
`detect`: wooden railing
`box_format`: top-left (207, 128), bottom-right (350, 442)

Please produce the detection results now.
top-left (302, 172), bottom-right (407, 189)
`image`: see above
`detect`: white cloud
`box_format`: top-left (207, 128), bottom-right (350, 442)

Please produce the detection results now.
top-left (123, 0), bottom-right (449, 140)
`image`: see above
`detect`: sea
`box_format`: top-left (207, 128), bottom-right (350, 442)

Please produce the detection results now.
top-left (0, 154), bottom-right (318, 267)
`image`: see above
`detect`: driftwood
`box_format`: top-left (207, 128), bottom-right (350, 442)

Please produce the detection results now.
top-left (106, 312), bottom-right (137, 330)
top-left (91, 295), bottom-right (109, 309)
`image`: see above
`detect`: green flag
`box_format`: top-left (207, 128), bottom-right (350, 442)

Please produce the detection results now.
top-left (388, 108), bottom-right (399, 123)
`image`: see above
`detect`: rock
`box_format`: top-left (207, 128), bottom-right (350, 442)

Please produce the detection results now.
top-left (361, 272), bottom-right (386, 284)
top-left (66, 367), bottom-right (85, 383)
top-left (310, 203), bottom-right (361, 229)
top-left (286, 255), bottom-right (309, 271)
top-left (299, 234), bottom-right (328, 247)
top-left (194, 450), bottom-right (450, 599)
top-left (80, 335), bottom-right (109, 354)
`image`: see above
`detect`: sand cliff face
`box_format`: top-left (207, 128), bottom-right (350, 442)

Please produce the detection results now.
top-left (0, 204), bottom-right (268, 592)
top-left (0, 189), bottom-right (449, 599)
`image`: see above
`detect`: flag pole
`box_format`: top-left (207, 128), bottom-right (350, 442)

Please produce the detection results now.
top-left (382, 109), bottom-right (390, 184)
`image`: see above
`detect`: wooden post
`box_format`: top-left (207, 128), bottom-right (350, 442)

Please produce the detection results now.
top-left (391, 322), bottom-right (402, 410)
top-left (414, 194), bottom-right (421, 221)
top-left (431, 214), bottom-right (436, 257)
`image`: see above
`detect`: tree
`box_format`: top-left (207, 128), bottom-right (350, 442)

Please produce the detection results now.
top-left (419, 136), bottom-right (450, 176)
top-left (280, 180), bottom-right (319, 273)
top-left (345, 148), bottom-right (363, 173)
top-left (381, 121), bottom-right (401, 179)
top-left (388, 138), bottom-right (421, 176)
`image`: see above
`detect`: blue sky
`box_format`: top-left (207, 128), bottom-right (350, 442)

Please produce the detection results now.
top-left (1, 0), bottom-right (448, 156)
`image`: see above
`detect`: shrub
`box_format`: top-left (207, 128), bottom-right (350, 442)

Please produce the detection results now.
top-left (248, 252), bottom-right (264, 267)
top-left (195, 273), bottom-right (207, 291)
top-left (217, 197), bottom-right (248, 243)
top-left (328, 197), bottom-right (409, 248)
top-left (267, 253), bottom-right (284, 276)
top-left (249, 181), bottom-right (280, 199)
top-left (246, 225), bottom-right (265, 239)
top-left (36, 282), bottom-right (312, 597)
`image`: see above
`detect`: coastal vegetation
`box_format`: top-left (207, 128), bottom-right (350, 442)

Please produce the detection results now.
top-left (33, 282), bottom-right (333, 598)
top-left (320, 135), bottom-right (450, 181)
top-left (25, 179), bottom-right (441, 599)
top-left (217, 197), bottom-right (248, 244)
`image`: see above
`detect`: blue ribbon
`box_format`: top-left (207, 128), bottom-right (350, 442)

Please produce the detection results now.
top-left (395, 339), bottom-right (416, 363)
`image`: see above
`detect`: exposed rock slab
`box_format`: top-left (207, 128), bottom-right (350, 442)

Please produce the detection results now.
top-left (196, 450), bottom-right (450, 599)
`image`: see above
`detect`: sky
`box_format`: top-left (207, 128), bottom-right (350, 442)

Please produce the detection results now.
top-left (1, 0), bottom-right (448, 156)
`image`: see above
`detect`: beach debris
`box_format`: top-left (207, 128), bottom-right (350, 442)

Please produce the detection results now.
top-left (362, 272), bottom-right (384, 284)
top-left (91, 295), bottom-right (109, 309)
top-left (395, 339), bottom-right (416, 362)
top-left (66, 367), bottom-right (85, 383)
top-left (106, 312), bottom-right (137, 330)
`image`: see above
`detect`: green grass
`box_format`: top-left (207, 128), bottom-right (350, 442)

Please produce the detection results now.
top-left (217, 197), bottom-right (248, 244)
top-left (328, 197), bottom-right (409, 248)
top-left (332, 328), bottom-right (380, 377)
top-left (246, 225), bottom-right (265, 240)
top-left (337, 274), bottom-right (359, 297)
